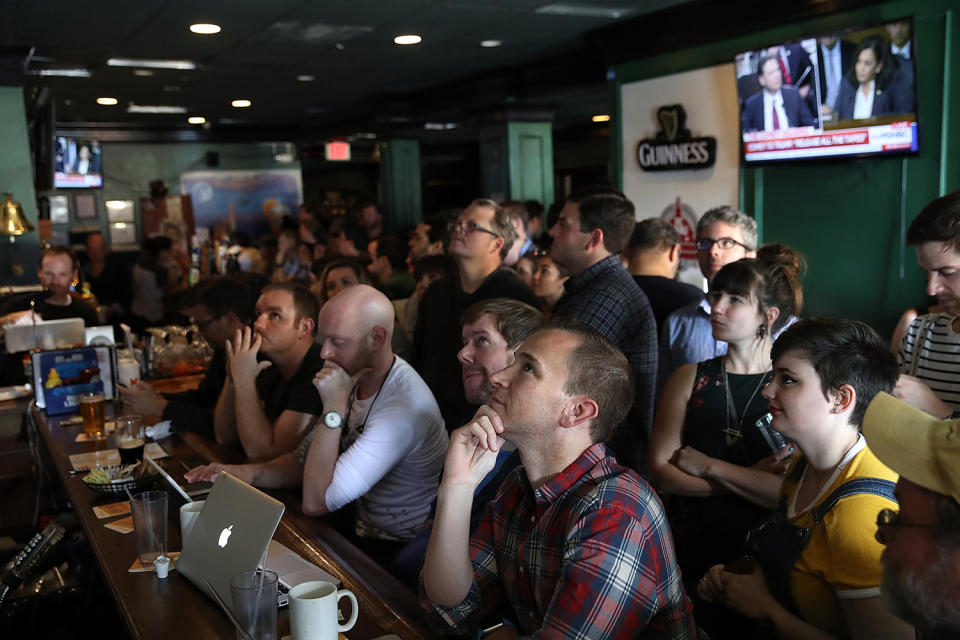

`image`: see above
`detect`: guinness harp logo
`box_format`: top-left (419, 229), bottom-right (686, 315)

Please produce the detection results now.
top-left (637, 104), bottom-right (716, 172)
top-left (658, 106), bottom-right (681, 142)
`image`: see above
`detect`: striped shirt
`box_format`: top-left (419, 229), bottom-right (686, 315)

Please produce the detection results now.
top-left (420, 443), bottom-right (697, 639)
top-left (898, 312), bottom-right (960, 410)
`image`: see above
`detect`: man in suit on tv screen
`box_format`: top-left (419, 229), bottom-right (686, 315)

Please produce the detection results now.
top-left (741, 55), bottom-right (815, 133)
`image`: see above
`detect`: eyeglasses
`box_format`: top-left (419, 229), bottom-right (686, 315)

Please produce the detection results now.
top-left (696, 237), bottom-right (751, 251)
top-left (447, 220), bottom-right (500, 238)
top-left (874, 508), bottom-right (937, 544)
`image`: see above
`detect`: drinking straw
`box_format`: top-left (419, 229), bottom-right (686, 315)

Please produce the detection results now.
top-left (206, 579), bottom-right (256, 640)
top-left (144, 454), bottom-right (193, 502)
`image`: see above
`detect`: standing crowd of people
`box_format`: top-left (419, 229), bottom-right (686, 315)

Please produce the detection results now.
top-left (4, 186), bottom-right (960, 639)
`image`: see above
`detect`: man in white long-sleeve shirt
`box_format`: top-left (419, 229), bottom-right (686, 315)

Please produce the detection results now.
top-left (187, 284), bottom-right (448, 565)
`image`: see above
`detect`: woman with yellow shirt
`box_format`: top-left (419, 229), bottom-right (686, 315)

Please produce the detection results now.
top-left (698, 318), bottom-right (915, 639)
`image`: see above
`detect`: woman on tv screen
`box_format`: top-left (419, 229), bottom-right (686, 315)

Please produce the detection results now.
top-left (834, 36), bottom-right (910, 120)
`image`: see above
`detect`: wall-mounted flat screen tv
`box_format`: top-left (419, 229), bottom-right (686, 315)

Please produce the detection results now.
top-left (54, 137), bottom-right (103, 188)
top-left (736, 17), bottom-right (917, 163)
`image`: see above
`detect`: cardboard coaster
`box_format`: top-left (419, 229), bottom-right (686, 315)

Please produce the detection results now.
top-left (93, 501), bottom-right (131, 519)
top-left (105, 516), bottom-right (134, 534)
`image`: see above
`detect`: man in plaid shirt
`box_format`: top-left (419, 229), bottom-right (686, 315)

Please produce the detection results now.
top-left (420, 324), bottom-right (697, 639)
top-left (548, 186), bottom-right (657, 476)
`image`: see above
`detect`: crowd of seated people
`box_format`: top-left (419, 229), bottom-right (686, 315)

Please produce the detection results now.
top-left (9, 186), bottom-right (960, 639)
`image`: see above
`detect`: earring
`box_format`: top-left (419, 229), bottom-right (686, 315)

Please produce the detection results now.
top-left (756, 324), bottom-right (767, 339)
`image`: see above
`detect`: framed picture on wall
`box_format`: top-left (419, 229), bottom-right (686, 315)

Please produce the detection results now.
top-left (50, 195), bottom-right (69, 223)
top-left (105, 199), bottom-right (135, 223)
top-left (108, 222), bottom-right (137, 247)
top-left (74, 193), bottom-right (97, 220)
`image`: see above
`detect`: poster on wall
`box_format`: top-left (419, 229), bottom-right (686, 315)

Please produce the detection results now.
top-left (620, 63), bottom-right (741, 287)
top-left (180, 170), bottom-right (303, 238)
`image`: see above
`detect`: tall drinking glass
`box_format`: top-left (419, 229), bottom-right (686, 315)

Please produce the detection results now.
top-left (229, 569), bottom-right (278, 640)
top-left (130, 491), bottom-right (167, 564)
top-left (80, 391), bottom-right (106, 439)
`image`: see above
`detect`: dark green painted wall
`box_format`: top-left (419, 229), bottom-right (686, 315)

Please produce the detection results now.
top-left (612, 0), bottom-right (959, 337)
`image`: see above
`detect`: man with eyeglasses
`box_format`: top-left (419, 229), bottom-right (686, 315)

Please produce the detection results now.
top-left (863, 392), bottom-right (960, 637)
top-left (119, 273), bottom-right (266, 437)
top-left (659, 206), bottom-right (757, 388)
top-left (413, 198), bottom-right (539, 432)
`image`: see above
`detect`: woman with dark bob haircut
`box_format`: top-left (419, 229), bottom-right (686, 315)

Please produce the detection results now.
top-left (698, 318), bottom-right (915, 640)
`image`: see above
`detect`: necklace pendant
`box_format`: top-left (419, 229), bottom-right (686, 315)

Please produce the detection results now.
top-left (721, 425), bottom-right (743, 446)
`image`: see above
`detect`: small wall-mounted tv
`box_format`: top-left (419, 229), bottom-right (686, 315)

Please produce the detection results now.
top-left (54, 137), bottom-right (103, 188)
top-left (736, 17), bottom-right (917, 163)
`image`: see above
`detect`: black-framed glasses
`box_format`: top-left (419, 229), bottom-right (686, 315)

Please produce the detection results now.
top-left (875, 508), bottom-right (938, 544)
top-left (191, 313), bottom-right (223, 331)
top-left (696, 237), bottom-right (751, 251)
top-left (447, 220), bottom-right (500, 238)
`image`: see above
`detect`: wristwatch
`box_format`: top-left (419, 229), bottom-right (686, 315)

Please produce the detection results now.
top-left (323, 411), bottom-right (343, 429)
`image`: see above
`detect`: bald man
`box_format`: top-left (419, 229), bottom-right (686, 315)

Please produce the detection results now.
top-left (187, 285), bottom-right (448, 564)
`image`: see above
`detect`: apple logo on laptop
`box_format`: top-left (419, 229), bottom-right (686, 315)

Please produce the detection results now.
top-left (218, 525), bottom-right (233, 548)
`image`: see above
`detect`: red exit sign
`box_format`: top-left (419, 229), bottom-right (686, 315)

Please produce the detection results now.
top-left (325, 141), bottom-right (351, 161)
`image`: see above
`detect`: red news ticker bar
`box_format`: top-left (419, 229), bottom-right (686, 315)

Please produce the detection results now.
top-left (745, 129), bottom-right (870, 153)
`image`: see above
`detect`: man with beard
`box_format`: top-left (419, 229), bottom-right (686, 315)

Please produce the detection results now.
top-left (421, 325), bottom-right (696, 638)
top-left (189, 285), bottom-right (448, 565)
top-left (894, 190), bottom-right (960, 418)
top-left (863, 393), bottom-right (960, 638)
top-left (213, 283), bottom-right (324, 461)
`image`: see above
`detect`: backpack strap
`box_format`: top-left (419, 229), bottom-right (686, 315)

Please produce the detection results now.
top-left (810, 477), bottom-right (896, 525)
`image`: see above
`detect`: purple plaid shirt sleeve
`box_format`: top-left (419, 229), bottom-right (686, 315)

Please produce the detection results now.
top-left (420, 444), bottom-right (698, 639)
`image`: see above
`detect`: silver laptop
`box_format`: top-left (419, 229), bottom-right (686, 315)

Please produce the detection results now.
top-left (177, 472), bottom-right (285, 605)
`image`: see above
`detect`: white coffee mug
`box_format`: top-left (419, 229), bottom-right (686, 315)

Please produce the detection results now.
top-left (288, 580), bottom-right (358, 640)
top-left (179, 500), bottom-right (205, 544)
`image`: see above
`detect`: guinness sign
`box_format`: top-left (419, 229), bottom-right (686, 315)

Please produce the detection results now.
top-left (636, 105), bottom-right (716, 172)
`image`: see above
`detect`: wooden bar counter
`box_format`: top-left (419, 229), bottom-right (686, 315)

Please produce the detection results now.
top-left (30, 395), bottom-right (436, 640)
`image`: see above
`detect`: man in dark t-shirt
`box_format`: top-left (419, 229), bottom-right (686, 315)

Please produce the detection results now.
top-left (624, 218), bottom-right (704, 332)
top-left (214, 283), bottom-right (324, 462)
top-left (120, 273), bottom-right (266, 438)
top-left (0, 247), bottom-right (99, 327)
top-left (412, 199), bottom-right (539, 431)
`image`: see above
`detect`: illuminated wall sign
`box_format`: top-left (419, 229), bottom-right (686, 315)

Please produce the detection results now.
top-left (636, 104), bottom-right (716, 171)
top-left (325, 141), bottom-right (351, 161)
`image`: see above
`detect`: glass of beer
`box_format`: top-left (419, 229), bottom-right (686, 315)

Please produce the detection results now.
top-left (80, 392), bottom-right (106, 439)
top-left (116, 414), bottom-right (145, 464)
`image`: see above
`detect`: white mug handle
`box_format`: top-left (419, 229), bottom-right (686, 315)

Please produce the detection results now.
top-left (337, 589), bottom-right (358, 632)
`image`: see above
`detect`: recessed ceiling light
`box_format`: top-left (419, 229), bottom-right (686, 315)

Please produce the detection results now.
top-left (480, 40), bottom-right (502, 48)
top-left (232, 99), bottom-right (252, 108)
top-left (127, 104), bottom-right (187, 114)
top-left (31, 68), bottom-right (92, 78)
top-left (133, 69), bottom-right (154, 77)
top-left (190, 23), bottom-right (221, 35)
top-left (297, 75), bottom-right (314, 82)
top-left (96, 97), bottom-right (118, 106)
top-left (394, 34), bottom-right (422, 45)
top-left (188, 116), bottom-right (206, 124)
top-left (108, 57), bottom-right (196, 70)
top-left (592, 114), bottom-right (611, 122)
